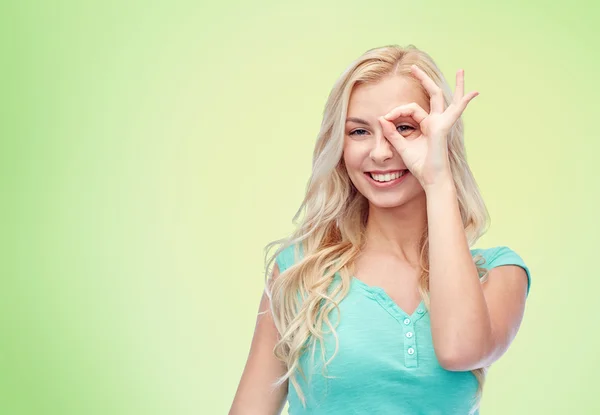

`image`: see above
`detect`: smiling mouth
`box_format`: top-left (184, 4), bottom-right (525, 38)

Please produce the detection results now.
top-left (365, 170), bottom-right (409, 183)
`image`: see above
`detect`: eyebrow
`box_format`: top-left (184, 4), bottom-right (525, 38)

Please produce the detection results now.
top-left (345, 117), bottom-right (370, 126)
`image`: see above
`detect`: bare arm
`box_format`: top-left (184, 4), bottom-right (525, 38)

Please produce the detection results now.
top-left (426, 179), bottom-right (528, 371)
top-left (229, 263), bottom-right (288, 415)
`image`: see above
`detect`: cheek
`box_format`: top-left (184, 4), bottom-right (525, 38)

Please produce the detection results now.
top-left (343, 142), bottom-right (367, 170)
top-left (343, 149), bottom-right (368, 190)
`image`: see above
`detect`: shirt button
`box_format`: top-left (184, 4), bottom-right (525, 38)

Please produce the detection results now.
top-left (417, 308), bottom-right (424, 314)
top-left (403, 318), bottom-right (411, 325)
top-left (406, 332), bottom-right (413, 338)
top-left (407, 347), bottom-right (415, 355)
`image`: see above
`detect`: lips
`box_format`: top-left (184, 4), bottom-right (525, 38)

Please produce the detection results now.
top-left (366, 170), bottom-right (409, 181)
top-left (363, 170), bottom-right (411, 188)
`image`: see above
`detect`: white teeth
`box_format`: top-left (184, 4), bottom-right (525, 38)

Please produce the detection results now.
top-left (370, 171), bottom-right (405, 182)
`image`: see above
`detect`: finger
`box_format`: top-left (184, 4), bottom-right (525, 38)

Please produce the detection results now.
top-left (383, 102), bottom-right (429, 124)
top-left (453, 69), bottom-right (464, 105)
top-left (447, 90), bottom-right (479, 120)
top-left (378, 116), bottom-right (407, 148)
top-left (465, 90), bottom-right (479, 102)
top-left (410, 65), bottom-right (444, 114)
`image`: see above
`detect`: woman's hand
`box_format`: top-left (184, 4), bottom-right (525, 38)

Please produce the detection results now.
top-left (378, 65), bottom-right (479, 189)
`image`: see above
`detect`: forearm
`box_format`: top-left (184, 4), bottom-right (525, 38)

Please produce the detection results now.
top-left (425, 178), bottom-right (493, 370)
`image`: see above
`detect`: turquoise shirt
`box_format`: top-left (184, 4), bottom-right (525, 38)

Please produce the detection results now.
top-left (275, 244), bottom-right (531, 415)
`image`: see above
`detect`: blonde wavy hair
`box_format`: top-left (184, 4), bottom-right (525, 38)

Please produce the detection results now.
top-left (263, 44), bottom-right (492, 414)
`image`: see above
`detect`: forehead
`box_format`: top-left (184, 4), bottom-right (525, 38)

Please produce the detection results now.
top-left (347, 75), bottom-right (430, 117)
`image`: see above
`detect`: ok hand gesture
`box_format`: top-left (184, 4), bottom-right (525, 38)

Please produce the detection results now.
top-left (378, 65), bottom-right (479, 189)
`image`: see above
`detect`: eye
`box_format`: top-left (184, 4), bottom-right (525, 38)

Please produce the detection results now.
top-left (349, 128), bottom-right (369, 136)
top-left (397, 125), bottom-right (415, 133)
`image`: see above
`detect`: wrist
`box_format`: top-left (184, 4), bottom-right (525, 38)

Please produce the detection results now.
top-left (422, 174), bottom-right (456, 195)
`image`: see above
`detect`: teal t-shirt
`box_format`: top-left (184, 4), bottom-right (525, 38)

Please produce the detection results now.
top-left (275, 244), bottom-right (531, 415)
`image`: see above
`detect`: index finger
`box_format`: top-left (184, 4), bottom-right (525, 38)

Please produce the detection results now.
top-left (383, 102), bottom-right (428, 124)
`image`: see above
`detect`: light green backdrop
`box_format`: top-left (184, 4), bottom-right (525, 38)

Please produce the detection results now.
top-left (2, 0), bottom-right (598, 414)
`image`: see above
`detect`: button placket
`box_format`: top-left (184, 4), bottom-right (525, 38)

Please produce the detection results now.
top-left (363, 285), bottom-right (427, 368)
top-left (402, 315), bottom-right (418, 368)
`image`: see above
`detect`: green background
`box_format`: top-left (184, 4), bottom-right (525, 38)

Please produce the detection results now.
top-left (2, 0), bottom-right (598, 413)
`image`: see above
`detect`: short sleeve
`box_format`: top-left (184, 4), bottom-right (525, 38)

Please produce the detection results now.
top-left (275, 243), bottom-right (304, 274)
top-left (480, 246), bottom-right (532, 298)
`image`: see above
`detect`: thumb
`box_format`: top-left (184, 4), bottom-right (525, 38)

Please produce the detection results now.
top-left (378, 116), bottom-right (406, 150)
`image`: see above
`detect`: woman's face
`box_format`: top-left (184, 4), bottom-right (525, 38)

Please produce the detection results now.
top-left (343, 75), bottom-right (430, 209)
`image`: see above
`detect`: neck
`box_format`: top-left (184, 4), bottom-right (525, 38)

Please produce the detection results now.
top-left (363, 193), bottom-right (427, 266)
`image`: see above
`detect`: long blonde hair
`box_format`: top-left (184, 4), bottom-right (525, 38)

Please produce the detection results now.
top-left (263, 44), bottom-right (492, 414)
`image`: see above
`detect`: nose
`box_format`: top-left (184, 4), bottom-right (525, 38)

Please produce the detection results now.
top-left (369, 131), bottom-right (393, 163)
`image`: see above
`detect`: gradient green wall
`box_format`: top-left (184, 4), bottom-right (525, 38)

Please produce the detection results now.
top-left (2, 0), bottom-right (598, 414)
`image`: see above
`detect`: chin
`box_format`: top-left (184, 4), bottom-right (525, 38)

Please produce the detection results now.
top-left (367, 195), bottom-right (411, 209)
top-left (363, 186), bottom-right (425, 209)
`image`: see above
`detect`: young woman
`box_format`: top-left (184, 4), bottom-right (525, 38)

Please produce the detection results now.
top-left (230, 44), bottom-right (531, 415)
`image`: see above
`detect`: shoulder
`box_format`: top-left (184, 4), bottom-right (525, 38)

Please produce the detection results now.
top-left (275, 242), bottom-right (305, 274)
top-left (470, 246), bottom-right (532, 297)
